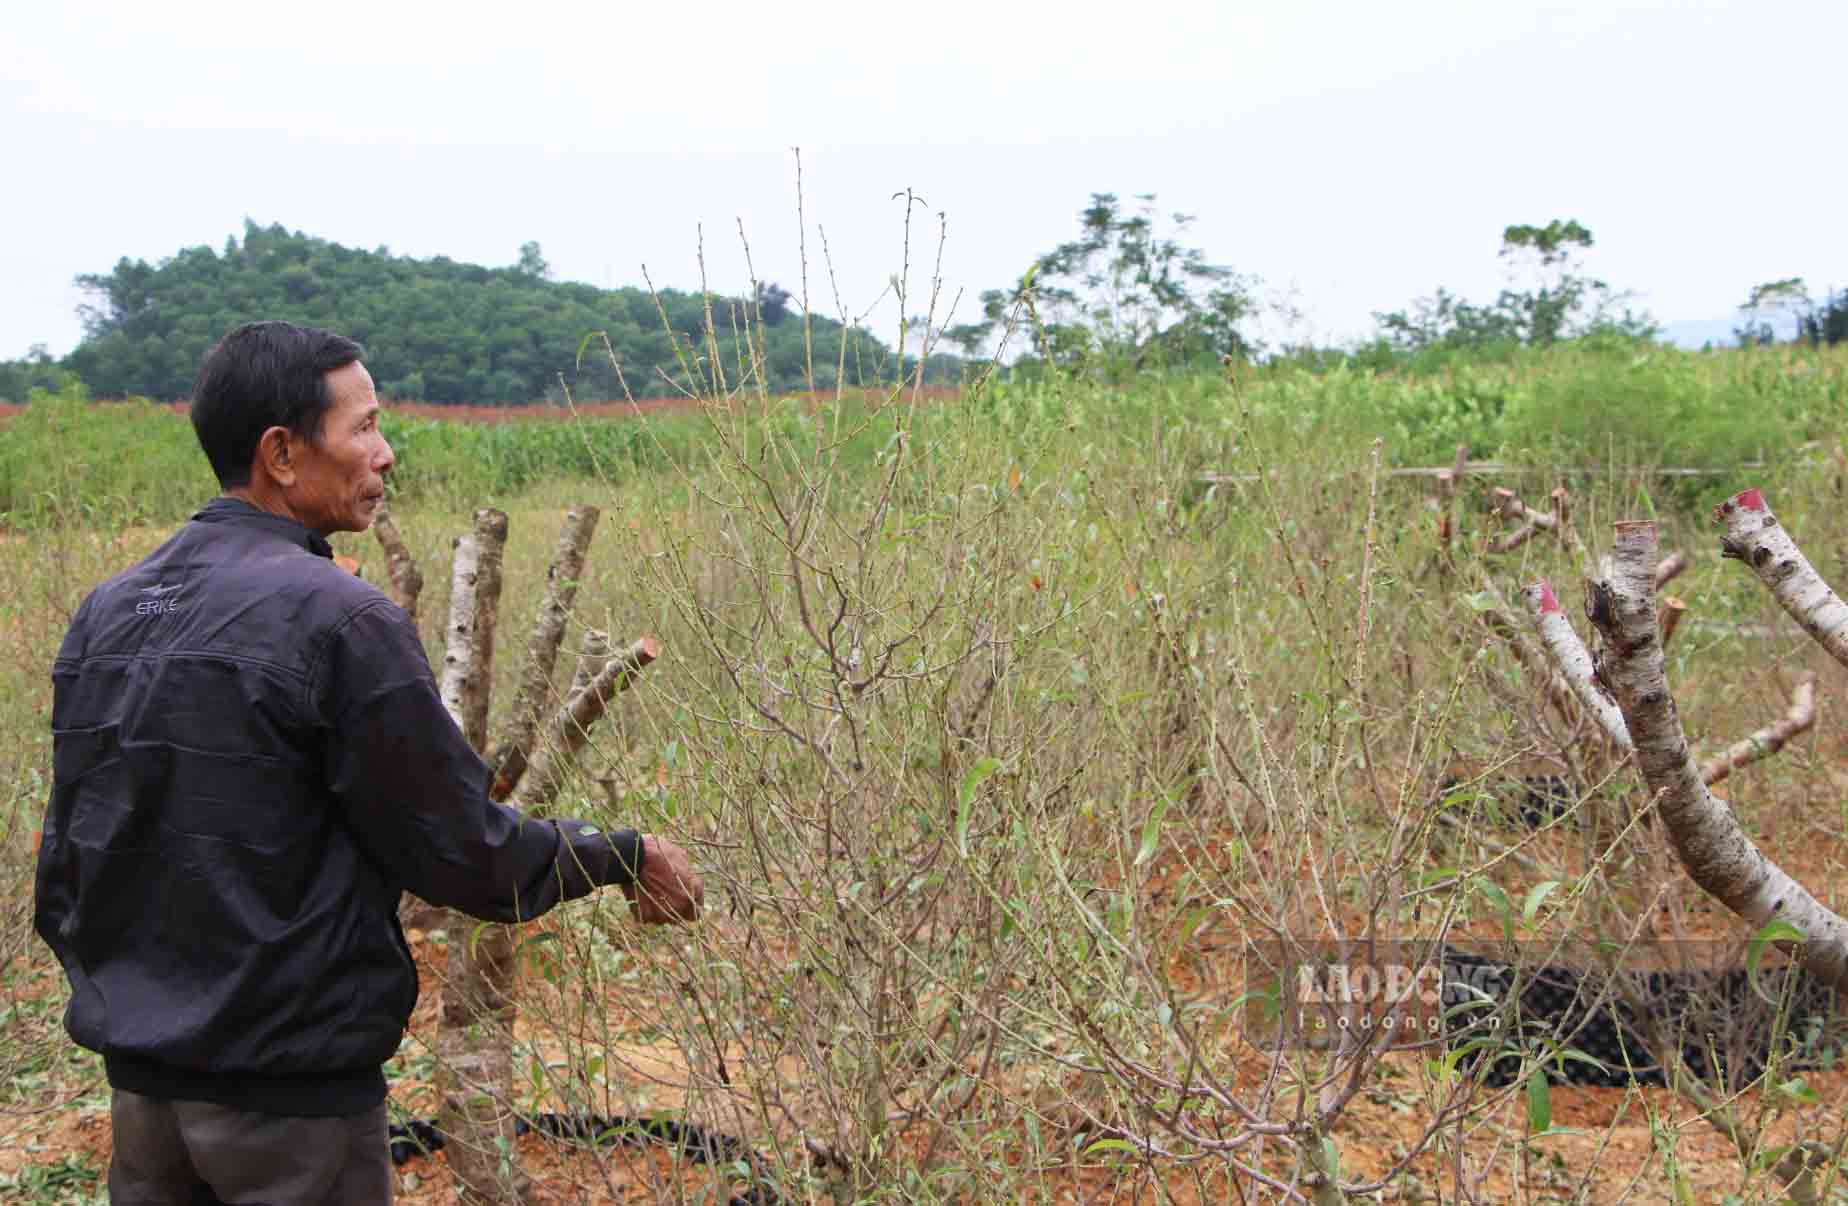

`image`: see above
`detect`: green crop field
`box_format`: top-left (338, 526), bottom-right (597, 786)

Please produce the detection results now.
top-left (6, 342), bottom-right (1848, 1202)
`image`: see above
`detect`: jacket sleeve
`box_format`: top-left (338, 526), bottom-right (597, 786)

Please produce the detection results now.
top-left (317, 598), bottom-right (643, 923)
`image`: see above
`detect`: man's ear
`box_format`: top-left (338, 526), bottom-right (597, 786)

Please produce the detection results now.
top-left (253, 425), bottom-right (298, 488)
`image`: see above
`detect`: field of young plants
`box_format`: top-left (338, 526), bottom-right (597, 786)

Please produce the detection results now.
top-left (5, 342), bottom-right (1848, 1203)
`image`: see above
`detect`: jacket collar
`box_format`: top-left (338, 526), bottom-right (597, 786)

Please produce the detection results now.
top-left (192, 496), bottom-right (336, 560)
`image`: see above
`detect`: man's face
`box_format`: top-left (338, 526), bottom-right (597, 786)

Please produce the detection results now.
top-left (286, 362), bottom-right (395, 535)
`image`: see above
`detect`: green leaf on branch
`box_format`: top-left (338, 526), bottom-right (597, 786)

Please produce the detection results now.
top-left (1474, 878), bottom-right (1514, 942)
top-left (1135, 793), bottom-right (1172, 866)
top-left (1084, 1138), bottom-right (1134, 1156)
top-left (1522, 880), bottom-right (1561, 926)
top-left (1527, 1069), bottom-right (1552, 1134)
top-left (957, 757), bottom-right (1003, 857)
top-left (1748, 918), bottom-right (1807, 1004)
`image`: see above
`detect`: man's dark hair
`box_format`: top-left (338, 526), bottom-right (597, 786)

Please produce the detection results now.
top-left (191, 321), bottom-right (367, 488)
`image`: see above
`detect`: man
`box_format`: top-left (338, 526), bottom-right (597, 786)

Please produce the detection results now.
top-left (33, 321), bottom-right (702, 1204)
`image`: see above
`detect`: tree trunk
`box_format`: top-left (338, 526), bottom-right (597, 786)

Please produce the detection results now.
top-left (432, 509), bottom-right (528, 1205)
top-left (382, 503), bottom-right (657, 1203)
top-left (1585, 519), bottom-right (1848, 993)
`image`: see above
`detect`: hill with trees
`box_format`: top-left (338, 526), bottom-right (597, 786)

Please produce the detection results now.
top-left (9, 222), bottom-right (917, 404)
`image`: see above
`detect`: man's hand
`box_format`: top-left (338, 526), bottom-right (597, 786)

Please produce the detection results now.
top-left (624, 835), bottom-right (702, 924)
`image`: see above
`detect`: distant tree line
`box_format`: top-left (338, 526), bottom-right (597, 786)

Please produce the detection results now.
top-left (1368, 220), bottom-right (1656, 355)
top-left (0, 345), bottom-right (79, 405)
top-left (0, 222), bottom-right (945, 404)
top-left (1803, 294), bottom-right (1848, 345)
top-left (939, 205), bottom-right (1666, 380)
top-left (27, 211), bottom-right (1823, 408)
top-left (945, 192), bottom-right (1258, 380)
top-left (1735, 278), bottom-right (1848, 348)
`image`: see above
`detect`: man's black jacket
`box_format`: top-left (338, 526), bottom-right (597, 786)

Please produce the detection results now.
top-left (34, 498), bottom-right (644, 1116)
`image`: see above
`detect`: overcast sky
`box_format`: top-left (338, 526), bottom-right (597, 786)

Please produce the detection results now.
top-left (5, 0), bottom-right (1845, 360)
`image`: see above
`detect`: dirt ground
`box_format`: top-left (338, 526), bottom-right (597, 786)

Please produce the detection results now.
top-left (10, 847), bottom-right (1848, 1206)
top-left (7, 697), bottom-right (1848, 1202)
top-left (7, 1051), bottom-right (1843, 1203)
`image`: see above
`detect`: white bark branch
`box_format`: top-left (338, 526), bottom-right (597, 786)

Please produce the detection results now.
top-left (1520, 581), bottom-right (1633, 750)
top-left (1476, 577), bottom-right (1574, 718)
top-left (438, 532), bottom-right (484, 743)
top-left (438, 509), bottom-right (509, 753)
top-left (1700, 672), bottom-right (1817, 787)
top-left (1716, 488), bottom-right (1848, 669)
top-left (1587, 520), bottom-right (1848, 993)
top-left (433, 507), bottom-right (521, 1204)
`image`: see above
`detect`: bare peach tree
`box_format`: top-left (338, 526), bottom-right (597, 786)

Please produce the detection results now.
top-left (375, 504), bottom-right (658, 1205)
top-left (1498, 488), bottom-right (1848, 1199)
top-left (1569, 492), bottom-right (1848, 986)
